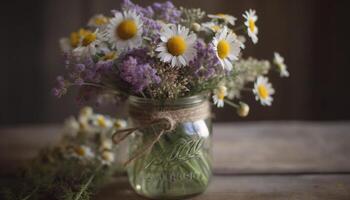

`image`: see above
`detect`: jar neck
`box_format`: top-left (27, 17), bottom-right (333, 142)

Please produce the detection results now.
top-left (128, 94), bottom-right (209, 109)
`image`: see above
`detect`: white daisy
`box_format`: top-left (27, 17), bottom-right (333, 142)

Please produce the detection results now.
top-left (59, 29), bottom-right (90, 53)
top-left (88, 14), bottom-right (109, 27)
top-left (156, 24), bottom-right (197, 67)
top-left (114, 119), bottom-right (127, 129)
top-left (78, 107), bottom-right (94, 132)
top-left (100, 151), bottom-right (115, 166)
top-left (243, 9), bottom-right (258, 44)
top-left (103, 11), bottom-right (143, 51)
top-left (212, 27), bottom-right (242, 71)
top-left (253, 76), bottom-right (275, 106)
top-left (73, 29), bottom-right (101, 57)
top-left (201, 22), bottom-right (223, 33)
top-left (208, 14), bottom-right (236, 26)
top-left (94, 114), bottom-right (113, 129)
top-left (73, 145), bottom-right (95, 160)
top-left (212, 85), bottom-right (227, 108)
top-left (273, 52), bottom-right (289, 77)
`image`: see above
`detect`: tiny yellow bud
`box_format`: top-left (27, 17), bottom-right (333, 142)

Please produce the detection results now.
top-left (237, 102), bottom-right (249, 117)
top-left (100, 139), bottom-right (113, 151)
top-left (80, 107), bottom-right (93, 117)
top-left (114, 119), bottom-right (127, 129)
top-left (101, 151), bottom-right (115, 164)
top-left (191, 23), bottom-right (201, 32)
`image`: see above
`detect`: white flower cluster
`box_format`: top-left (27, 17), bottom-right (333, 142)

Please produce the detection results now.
top-left (61, 107), bottom-right (127, 166)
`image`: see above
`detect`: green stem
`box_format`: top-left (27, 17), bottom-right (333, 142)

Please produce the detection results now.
top-left (21, 187), bottom-right (38, 200)
top-left (224, 99), bottom-right (238, 108)
top-left (73, 165), bottom-right (102, 200)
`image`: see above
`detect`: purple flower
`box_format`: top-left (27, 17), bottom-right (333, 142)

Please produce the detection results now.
top-left (190, 40), bottom-right (221, 79)
top-left (152, 1), bottom-right (181, 23)
top-left (52, 75), bottom-right (68, 97)
top-left (120, 56), bottom-right (160, 93)
top-left (74, 63), bottom-right (85, 72)
top-left (70, 57), bottom-right (107, 84)
top-left (122, 0), bottom-right (154, 18)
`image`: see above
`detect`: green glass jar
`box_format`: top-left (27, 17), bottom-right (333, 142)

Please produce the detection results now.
top-left (126, 95), bottom-right (212, 199)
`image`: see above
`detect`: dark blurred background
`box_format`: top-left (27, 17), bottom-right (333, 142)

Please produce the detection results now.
top-left (1, 0), bottom-right (349, 125)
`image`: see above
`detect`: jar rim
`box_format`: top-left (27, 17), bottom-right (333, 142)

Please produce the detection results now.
top-left (128, 94), bottom-right (209, 107)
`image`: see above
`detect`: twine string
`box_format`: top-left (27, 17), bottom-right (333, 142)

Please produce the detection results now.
top-left (112, 100), bottom-right (210, 167)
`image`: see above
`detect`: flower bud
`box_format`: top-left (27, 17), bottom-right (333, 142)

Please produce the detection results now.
top-left (80, 106), bottom-right (93, 117)
top-left (101, 151), bottom-right (115, 165)
top-left (191, 23), bottom-right (201, 32)
top-left (237, 102), bottom-right (249, 117)
top-left (114, 119), bottom-right (127, 129)
top-left (100, 139), bottom-right (113, 151)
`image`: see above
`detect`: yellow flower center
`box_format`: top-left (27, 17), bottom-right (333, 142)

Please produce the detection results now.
top-left (217, 86), bottom-right (227, 100)
top-left (211, 25), bottom-right (221, 32)
top-left (97, 116), bottom-right (107, 128)
top-left (82, 32), bottom-right (96, 46)
top-left (216, 13), bottom-right (228, 20)
top-left (75, 147), bottom-right (86, 156)
top-left (166, 36), bottom-right (187, 56)
top-left (217, 40), bottom-right (230, 59)
top-left (218, 91), bottom-right (225, 100)
top-left (258, 84), bottom-right (269, 99)
top-left (103, 52), bottom-right (117, 60)
top-left (116, 19), bottom-right (137, 40)
top-left (249, 19), bottom-right (256, 32)
top-left (70, 32), bottom-right (80, 48)
top-left (94, 16), bottom-right (108, 25)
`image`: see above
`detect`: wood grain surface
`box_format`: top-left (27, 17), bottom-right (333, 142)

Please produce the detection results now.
top-left (1, 121), bottom-right (350, 199)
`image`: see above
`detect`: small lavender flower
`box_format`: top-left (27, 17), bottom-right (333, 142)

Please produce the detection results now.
top-left (74, 63), bottom-right (85, 72)
top-left (190, 40), bottom-right (221, 79)
top-left (52, 76), bottom-right (69, 97)
top-left (122, 0), bottom-right (154, 18)
top-left (71, 57), bottom-right (103, 84)
top-left (120, 56), bottom-right (160, 93)
top-left (152, 1), bottom-right (181, 23)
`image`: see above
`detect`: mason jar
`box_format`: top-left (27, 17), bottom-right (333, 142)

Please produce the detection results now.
top-left (126, 95), bottom-right (212, 199)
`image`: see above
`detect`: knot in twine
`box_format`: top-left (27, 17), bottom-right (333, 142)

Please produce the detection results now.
top-left (112, 100), bottom-right (210, 167)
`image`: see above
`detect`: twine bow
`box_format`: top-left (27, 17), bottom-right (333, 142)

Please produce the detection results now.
top-left (112, 100), bottom-right (210, 167)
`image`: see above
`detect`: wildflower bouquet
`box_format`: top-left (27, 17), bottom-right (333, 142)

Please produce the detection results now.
top-left (53, 0), bottom-right (289, 198)
top-left (54, 0), bottom-right (288, 110)
top-left (1, 108), bottom-right (127, 200)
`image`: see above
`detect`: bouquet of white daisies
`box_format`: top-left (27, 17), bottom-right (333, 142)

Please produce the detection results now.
top-left (53, 0), bottom-right (289, 117)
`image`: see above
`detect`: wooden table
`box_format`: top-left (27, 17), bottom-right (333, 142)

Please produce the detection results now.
top-left (1, 121), bottom-right (350, 199)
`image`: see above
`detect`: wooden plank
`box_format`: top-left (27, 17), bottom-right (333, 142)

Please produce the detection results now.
top-left (1, 121), bottom-right (350, 173)
top-left (213, 121), bottom-right (350, 173)
top-left (95, 174), bottom-right (350, 200)
top-left (1, 122), bottom-right (350, 199)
